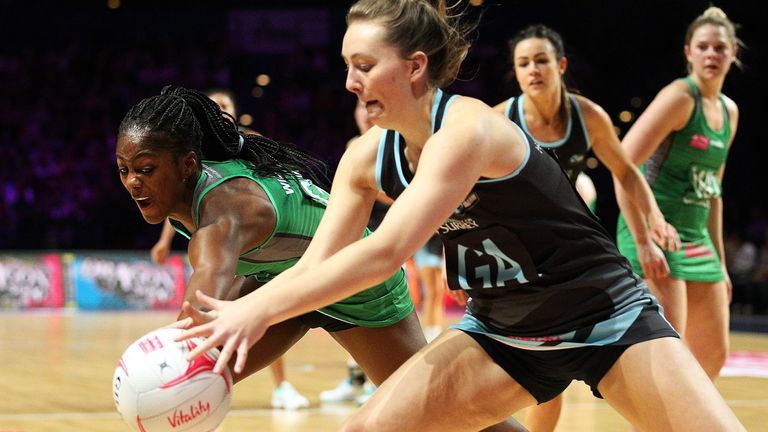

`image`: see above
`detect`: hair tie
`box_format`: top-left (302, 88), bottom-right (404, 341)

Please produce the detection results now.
top-left (236, 134), bottom-right (244, 155)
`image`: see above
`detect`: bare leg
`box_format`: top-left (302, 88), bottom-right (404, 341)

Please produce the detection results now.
top-left (645, 277), bottom-right (687, 336)
top-left (331, 311), bottom-right (426, 385)
top-left (685, 281), bottom-right (729, 379)
top-left (599, 337), bottom-right (745, 431)
top-left (523, 394), bottom-right (562, 432)
top-left (268, 351), bottom-right (309, 409)
top-left (230, 317), bottom-right (309, 384)
top-left (649, 277), bottom-right (729, 380)
top-left (269, 357), bottom-right (286, 385)
top-left (340, 329), bottom-right (533, 432)
top-left (419, 266), bottom-right (445, 341)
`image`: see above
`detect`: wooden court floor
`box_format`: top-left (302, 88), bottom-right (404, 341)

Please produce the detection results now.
top-left (1, 310), bottom-right (766, 432)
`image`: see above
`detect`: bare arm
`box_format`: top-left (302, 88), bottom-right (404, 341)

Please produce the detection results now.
top-left (178, 99), bottom-right (526, 373)
top-left (257, 100), bottom-right (521, 321)
top-left (621, 81), bottom-right (694, 166)
top-left (249, 121), bottom-right (498, 322)
top-left (580, 96), bottom-right (679, 278)
top-left (709, 97), bottom-right (739, 299)
top-left (180, 179), bottom-right (276, 317)
top-left (610, 84), bottom-right (693, 277)
top-left (184, 127), bottom-right (390, 323)
top-left (709, 194), bottom-right (727, 282)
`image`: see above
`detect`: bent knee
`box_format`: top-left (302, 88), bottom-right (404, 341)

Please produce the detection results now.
top-left (704, 347), bottom-right (728, 377)
top-left (690, 342), bottom-right (728, 378)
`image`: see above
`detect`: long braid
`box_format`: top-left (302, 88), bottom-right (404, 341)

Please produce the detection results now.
top-left (118, 85), bottom-right (328, 184)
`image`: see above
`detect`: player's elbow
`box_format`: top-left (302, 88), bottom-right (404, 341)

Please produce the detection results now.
top-left (364, 232), bottom-right (415, 277)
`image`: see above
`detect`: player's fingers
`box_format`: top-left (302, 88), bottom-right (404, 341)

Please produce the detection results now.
top-left (215, 337), bottom-right (238, 374)
top-left (181, 301), bottom-right (199, 320)
top-left (650, 223), bottom-right (669, 251)
top-left (670, 229), bottom-right (682, 252)
top-left (194, 290), bottom-right (222, 310)
top-left (663, 224), bottom-right (681, 252)
top-left (176, 322), bottom-right (214, 342)
top-left (185, 333), bottom-right (219, 361)
top-left (233, 339), bottom-right (251, 375)
top-left (185, 303), bottom-right (215, 325)
top-left (647, 256), bottom-right (670, 280)
top-left (657, 234), bottom-right (671, 252)
top-left (658, 257), bottom-right (670, 277)
top-left (164, 316), bottom-right (193, 329)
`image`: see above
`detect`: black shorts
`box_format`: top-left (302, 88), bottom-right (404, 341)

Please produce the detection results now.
top-left (463, 331), bottom-right (633, 404)
top-left (297, 311), bottom-right (358, 333)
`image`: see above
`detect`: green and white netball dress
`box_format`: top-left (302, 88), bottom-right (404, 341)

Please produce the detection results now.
top-left (617, 77), bottom-right (730, 281)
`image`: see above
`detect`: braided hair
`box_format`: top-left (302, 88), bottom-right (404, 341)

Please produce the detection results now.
top-left (118, 85), bottom-right (328, 183)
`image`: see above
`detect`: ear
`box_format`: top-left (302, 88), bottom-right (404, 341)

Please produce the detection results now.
top-left (182, 151), bottom-right (197, 178)
top-left (558, 56), bottom-right (568, 75)
top-left (407, 51), bottom-right (429, 83)
top-left (730, 44), bottom-right (739, 62)
top-left (684, 44), bottom-right (692, 62)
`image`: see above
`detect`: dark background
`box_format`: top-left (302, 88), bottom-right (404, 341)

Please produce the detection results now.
top-left (0, 0), bottom-right (764, 252)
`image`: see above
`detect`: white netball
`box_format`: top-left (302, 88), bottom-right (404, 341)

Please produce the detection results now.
top-left (112, 327), bottom-right (232, 432)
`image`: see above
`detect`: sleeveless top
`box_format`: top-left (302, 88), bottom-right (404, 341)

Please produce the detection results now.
top-left (504, 94), bottom-right (591, 180)
top-left (376, 90), bottom-right (658, 346)
top-left (169, 159), bottom-right (413, 327)
top-left (639, 76), bottom-right (730, 237)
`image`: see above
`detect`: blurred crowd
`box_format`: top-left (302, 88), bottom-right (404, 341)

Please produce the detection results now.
top-left (0, 31), bottom-right (232, 249)
top-left (727, 209), bottom-right (768, 315)
top-left (0, 9), bottom-right (357, 250)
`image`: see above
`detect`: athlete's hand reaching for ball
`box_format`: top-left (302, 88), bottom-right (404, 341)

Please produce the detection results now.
top-left (174, 290), bottom-right (269, 375)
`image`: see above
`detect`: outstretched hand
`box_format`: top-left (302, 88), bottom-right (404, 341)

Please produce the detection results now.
top-left (174, 290), bottom-right (270, 375)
